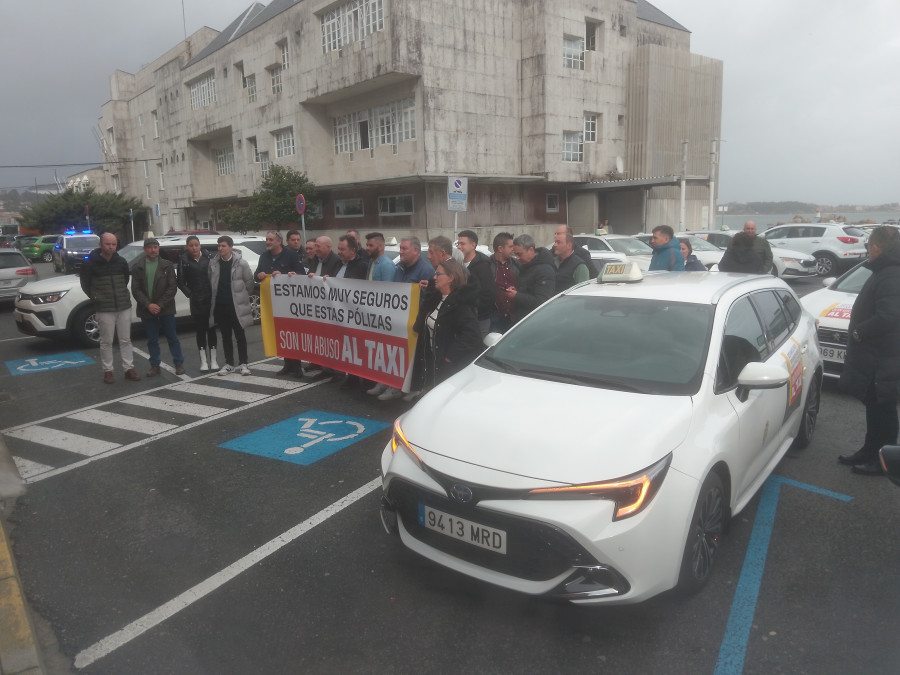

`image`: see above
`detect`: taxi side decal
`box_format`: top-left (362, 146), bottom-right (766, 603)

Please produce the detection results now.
top-left (779, 338), bottom-right (804, 423)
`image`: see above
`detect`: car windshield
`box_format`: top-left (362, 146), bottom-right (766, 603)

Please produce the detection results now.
top-left (831, 263), bottom-right (872, 293)
top-left (66, 236), bottom-right (99, 248)
top-left (478, 295), bottom-right (713, 395)
top-left (606, 238), bottom-right (653, 256)
top-left (119, 246), bottom-right (145, 266)
top-left (239, 240), bottom-right (267, 254)
top-left (686, 237), bottom-right (721, 252)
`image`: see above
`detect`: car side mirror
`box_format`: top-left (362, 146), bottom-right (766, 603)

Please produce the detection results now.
top-left (483, 332), bottom-right (503, 348)
top-left (879, 446), bottom-right (900, 487)
top-left (735, 361), bottom-right (789, 402)
top-left (822, 277), bottom-right (836, 287)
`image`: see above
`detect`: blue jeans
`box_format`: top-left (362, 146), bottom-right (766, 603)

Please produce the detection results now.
top-left (142, 314), bottom-right (184, 367)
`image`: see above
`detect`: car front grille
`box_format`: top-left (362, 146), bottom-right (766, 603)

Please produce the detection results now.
top-left (818, 327), bottom-right (848, 346)
top-left (801, 259), bottom-right (816, 268)
top-left (387, 479), bottom-right (600, 581)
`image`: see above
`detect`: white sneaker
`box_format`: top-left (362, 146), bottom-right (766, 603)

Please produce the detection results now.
top-left (238, 363), bottom-right (251, 376)
top-left (217, 364), bottom-right (234, 376)
top-left (402, 391), bottom-right (422, 403)
top-left (378, 387), bottom-right (403, 401)
top-left (366, 382), bottom-right (388, 396)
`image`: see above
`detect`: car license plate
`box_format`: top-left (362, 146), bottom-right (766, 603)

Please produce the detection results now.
top-left (0, 279), bottom-right (12, 287)
top-left (418, 504), bottom-right (507, 554)
top-left (821, 346), bottom-right (845, 363)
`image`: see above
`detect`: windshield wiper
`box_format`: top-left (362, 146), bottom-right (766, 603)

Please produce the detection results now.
top-left (478, 354), bottom-right (521, 374)
top-left (517, 368), bottom-right (645, 393)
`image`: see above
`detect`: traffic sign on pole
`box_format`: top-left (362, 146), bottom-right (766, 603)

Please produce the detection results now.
top-left (295, 194), bottom-right (306, 215)
top-left (447, 176), bottom-right (468, 212)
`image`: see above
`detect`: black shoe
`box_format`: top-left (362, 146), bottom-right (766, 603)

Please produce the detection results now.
top-left (340, 374), bottom-right (360, 389)
top-left (851, 461), bottom-right (885, 476)
top-left (276, 366), bottom-right (294, 376)
top-left (838, 449), bottom-right (871, 466)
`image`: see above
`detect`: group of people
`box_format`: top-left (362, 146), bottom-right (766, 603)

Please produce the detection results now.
top-left (646, 221), bottom-right (774, 274)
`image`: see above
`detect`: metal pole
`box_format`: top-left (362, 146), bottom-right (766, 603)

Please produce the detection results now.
top-left (708, 139), bottom-right (718, 228)
top-left (679, 140), bottom-right (688, 231)
top-left (301, 213), bottom-right (306, 247)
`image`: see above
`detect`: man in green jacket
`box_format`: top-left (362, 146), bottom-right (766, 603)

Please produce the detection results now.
top-left (131, 237), bottom-right (185, 377)
top-left (80, 233), bottom-right (140, 384)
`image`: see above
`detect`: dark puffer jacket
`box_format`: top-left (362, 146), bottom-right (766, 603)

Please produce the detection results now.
top-left (466, 250), bottom-right (495, 320)
top-left (177, 250), bottom-right (213, 313)
top-left (840, 240), bottom-right (900, 403)
top-left (410, 282), bottom-right (483, 391)
top-left (513, 247), bottom-right (556, 318)
top-left (80, 248), bottom-right (132, 313)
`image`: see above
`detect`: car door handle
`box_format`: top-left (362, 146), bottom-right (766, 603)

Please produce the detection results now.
top-left (801, 344), bottom-right (808, 354)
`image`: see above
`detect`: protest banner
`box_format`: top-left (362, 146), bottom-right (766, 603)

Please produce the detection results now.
top-left (260, 275), bottom-right (420, 389)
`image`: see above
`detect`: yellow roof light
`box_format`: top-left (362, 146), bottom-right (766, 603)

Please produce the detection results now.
top-left (598, 260), bottom-right (643, 283)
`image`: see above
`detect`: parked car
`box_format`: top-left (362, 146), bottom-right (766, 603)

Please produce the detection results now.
top-left (13, 235), bottom-right (38, 251)
top-left (52, 233), bottom-right (100, 274)
top-left (798, 261), bottom-right (871, 378)
top-left (0, 249), bottom-right (36, 303)
top-left (381, 263), bottom-right (822, 604)
top-left (762, 223), bottom-right (867, 276)
top-left (0, 235), bottom-right (17, 248)
top-left (687, 229), bottom-right (818, 279)
top-left (633, 233), bottom-right (724, 269)
top-left (14, 235), bottom-right (264, 347)
top-left (574, 234), bottom-right (653, 270)
top-left (20, 234), bottom-right (60, 263)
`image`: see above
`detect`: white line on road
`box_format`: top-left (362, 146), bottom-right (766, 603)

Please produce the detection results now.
top-left (73, 476), bottom-right (382, 669)
top-left (120, 395), bottom-right (228, 418)
top-left (131, 347), bottom-right (191, 380)
top-left (12, 456), bottom-right (55, 480)
top-left (68, 410), bottom-right (178, 435)
top-left (227, 374), bottom-right (308, 390)
top-left (170, 382), bottom-right (270, 403)
top-left (4, 426), bottom-right (120, 456)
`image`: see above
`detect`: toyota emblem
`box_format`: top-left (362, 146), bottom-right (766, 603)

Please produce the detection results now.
top-left (450, 484), bottom-right (474, 504)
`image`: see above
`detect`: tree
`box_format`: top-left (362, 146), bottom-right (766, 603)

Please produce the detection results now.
top-left (18, 188), bottom-right (146, 242)
top-left (249, 165), bottom-right (319, 230)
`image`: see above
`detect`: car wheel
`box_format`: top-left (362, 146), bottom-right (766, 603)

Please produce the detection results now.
top-left (677, 471), bottom-right (726, 595)
top-left (249, 293), bottom-right (261, 323)
top-left (72, 306), bottom-right (101, 347)
top-left (793, 373), bottom-right (820, 449)
top-left (41, 251), bottom-right (53, 263)
top-left (814, 252), bottom-right (838, 277)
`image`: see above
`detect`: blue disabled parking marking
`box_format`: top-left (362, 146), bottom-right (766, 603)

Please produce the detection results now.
top-left (219, 410), bottom-right (390, 466)
top-left (6, 351), bottom-right (94, 376)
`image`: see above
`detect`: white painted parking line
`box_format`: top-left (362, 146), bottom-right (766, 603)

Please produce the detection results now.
top-left (229, 374), bottom-right (306, 390)
top-left (120, 395), bottom-right (228, 418)
top-left (73, 476), bottom-right (381, 669)
top-left (170, 383), bottom-right (269, 403)
top-left (12, 456), bottom-right (55, 480)
top-left (249, 362), bottom-right (282, 372)
top-left (68, 410), bottom-right (178, 435)
top-left (4, 426), bottom-right (120, 456)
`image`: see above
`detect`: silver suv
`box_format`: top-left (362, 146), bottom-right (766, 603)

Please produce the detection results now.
top-left (762, 223), bottom-right (867, 276)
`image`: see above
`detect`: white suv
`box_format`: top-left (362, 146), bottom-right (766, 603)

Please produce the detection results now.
top-left (762, 223), bottom-right (867, 276)
top-left (14, 234), bottom-right (264, 347)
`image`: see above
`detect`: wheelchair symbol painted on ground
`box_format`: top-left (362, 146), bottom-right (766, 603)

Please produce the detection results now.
top-left (6, 351), bottom-right (93, 376)
top-left (219, 410), bottom-right (391, 466)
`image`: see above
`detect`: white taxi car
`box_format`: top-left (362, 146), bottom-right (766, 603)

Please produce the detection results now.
top-left (380, 264), bottom-right (823, 604)
top-left (14, 235), bottom-right (263, 347)
top-left (799, 262), bottom-right (871, 378)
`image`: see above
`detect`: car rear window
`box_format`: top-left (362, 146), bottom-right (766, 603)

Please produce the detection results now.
top-left (65, 236), bottom-right (100, 248)
top-left (842, 227), bottom-right (866, 237)
top-left (0, 252), bottom-right (30, 268)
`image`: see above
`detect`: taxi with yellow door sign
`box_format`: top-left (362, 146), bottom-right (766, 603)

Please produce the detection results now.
top-left (381, 263), bottom-right (823, 604)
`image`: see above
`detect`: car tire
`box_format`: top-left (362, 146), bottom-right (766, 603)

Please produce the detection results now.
top-left (814, 252), bottom-right (838, 277)
top-left (41, 251), bottom-right (53, 263)
top-left (72, 306), bottom-right (101, 347)
top-left (793, 372), bottom-right (820, 449)
top-left (677, 471), bottom-right (726, 595)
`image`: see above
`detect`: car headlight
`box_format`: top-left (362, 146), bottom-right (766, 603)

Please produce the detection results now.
top-left (526, 453), bottom-right (672, 520)
top-left (390, 420), bottom-right (423, 467)
top-left (778, 257), bottom-right (802, 264)
top-left (29, 290), bottom-right (69, 304)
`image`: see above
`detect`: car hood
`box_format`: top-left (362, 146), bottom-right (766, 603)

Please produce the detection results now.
top-left (401, 366), bottom-right (691, 484)
top-left (19, 274), bottom-right (80, 294)
top-left (770, 245), bottom-right (814, 261)
top-left (800, 287), bottom-right (855, 328)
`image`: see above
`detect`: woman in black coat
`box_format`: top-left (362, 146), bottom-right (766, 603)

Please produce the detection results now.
top-left (409, 259), bottom-right (484, 395)
top-left (718, 231), bottom-right (762, 273)
top-left (177, 236), bottom-right (217, 371)
top-left (679, 238), bottom-right (708, 271)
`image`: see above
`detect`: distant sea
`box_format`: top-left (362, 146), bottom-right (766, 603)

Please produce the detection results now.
top-left (714, 210), bottom-right (899, 232)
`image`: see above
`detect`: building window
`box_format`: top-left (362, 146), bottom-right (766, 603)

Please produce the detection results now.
top-left (142, 160), bottom-right (149, 178)
top-left (112, 174), bottom-right (120, 192)
top-left (215, 147), bottom-right (235, 175)
top-left (321, 0), bottom-right (384, 54)
top-left (586, 20), bottom-right (603, 52)
top-left (243, 74), bottom-right (257, 103)
top-left (145, 185), bottom-right (152, 199)
top-left (158, 164), bottom-right (165, 190)
top-left (378, 195), bottom-right (413, 215)
top-left (546, 194), bottom-right (560, 213)
top-left (275, 129), bottom-right (295, 157)
top-left (138, 114), bottom-right (143, 126)
top-left (334, 198), bottom-right (364, 217)
top-left (620, 23), bottom-right (627, 38)
top-left (332, 98), bottom-right (415, 154)
top-left (618, 114), bottom-right (625, 127)
top-left (270, 66), bottom-right (283, 94)
top-left (584, 113), bottom-right (600, 142)
top-left (140, 135), bottom-right (146, 150)
top-left (562, 131), bottom-right (583, 162)
top-left (563, 36), bottom-right (584, 70)
top-left (152, 111), bottom-right (159, 138)
top-left (190, 73), bottom-right (217, 109)
top-left (281, 41), bottom-right (290, 69)
top-left (258, 151), bottom-right (270, 179)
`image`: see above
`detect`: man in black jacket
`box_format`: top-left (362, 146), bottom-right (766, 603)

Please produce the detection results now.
top-left (456, 229), bottom-right (494, 336)
top-left (307, 236), bottom-right (342, 277)
top-left (132, 237), bottom-right (185, 377)
top-left (508, 233), bottom-right (555, 321)
top-left (81, 232), bottom-right (140, 384)
top-left (839, 226), bottom-right (900, 475)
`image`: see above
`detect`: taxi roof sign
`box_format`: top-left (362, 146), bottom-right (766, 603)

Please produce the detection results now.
top-left (598, 260), bottom-right (643, 283)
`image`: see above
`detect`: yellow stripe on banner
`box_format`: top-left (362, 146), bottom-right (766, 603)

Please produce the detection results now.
top-left (260, 276), bottom-right (277, 356)
top-left (406, 283), bottom-right (420, 366)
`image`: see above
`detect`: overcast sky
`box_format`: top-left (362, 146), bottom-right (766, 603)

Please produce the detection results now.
top-left (2, 0), bottom-right (898, 206)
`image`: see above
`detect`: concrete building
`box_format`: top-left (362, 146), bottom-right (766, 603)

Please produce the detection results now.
top-left (98, 0), bottom-right (722, 242)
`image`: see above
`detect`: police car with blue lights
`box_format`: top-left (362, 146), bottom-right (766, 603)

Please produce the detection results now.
top-left (380, 262), bottom-right (823, 604)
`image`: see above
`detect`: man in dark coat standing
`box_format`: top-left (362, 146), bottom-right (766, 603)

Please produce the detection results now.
top-left (508, 233), bottom-right (555, 321)
top-left (132, 237), bottom-right (185, 377)
top-left (839, 226), bottom-right (900, 475)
